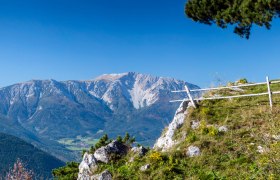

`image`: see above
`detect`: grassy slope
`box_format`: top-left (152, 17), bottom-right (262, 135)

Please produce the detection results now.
top-left (93, 81), bottom-right (280, 179)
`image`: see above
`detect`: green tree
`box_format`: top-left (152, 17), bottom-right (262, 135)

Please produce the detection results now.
top-left (116, 135), bottom-right (123, 143)
top-left (185, 0), bottom-right (280, 39)
top-left (52, 162), bottom-right (79, 180)
top-left (122, 132), bottom-right (136, 146)
top-left (89, 134), bottom-right (112, 153)
top-left (6, 159), bottom-right (34, 180)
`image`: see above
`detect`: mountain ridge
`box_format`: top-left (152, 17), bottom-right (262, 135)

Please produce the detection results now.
top-left (0, 72), bottom-right (199, 161)
top-left (0, 132), bottom-right (65, 179)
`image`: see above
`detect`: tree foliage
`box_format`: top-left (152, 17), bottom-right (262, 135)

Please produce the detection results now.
top-left (52, 162), bottom-right (79, 180)
top-left (89, 134), bottom-right (112, 154)
top-left (116, 132), bottom-right (136, 146)
top-left (6, 159), bottom-right (34, 180)
top-left (185, 0), bottom-right (280, 38)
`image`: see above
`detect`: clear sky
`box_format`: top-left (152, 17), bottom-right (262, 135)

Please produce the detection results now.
top-left (0, 0), bottom-right (279, 88)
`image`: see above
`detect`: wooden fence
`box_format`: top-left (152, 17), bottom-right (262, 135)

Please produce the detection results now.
top-left (170, 76), bottom-right (280, 109)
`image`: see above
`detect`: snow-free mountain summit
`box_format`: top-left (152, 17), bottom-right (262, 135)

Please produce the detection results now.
top-left (0, 72), bottom-right (199, 161)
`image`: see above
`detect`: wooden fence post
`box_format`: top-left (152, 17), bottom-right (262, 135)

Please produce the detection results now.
top-left (184, 85), bottom-right (196, 108)
top-left (266, 76), bottom-right (273, 109)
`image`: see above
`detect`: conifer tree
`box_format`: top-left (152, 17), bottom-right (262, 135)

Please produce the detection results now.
top-left (185, 0), bottom-right (280, 38)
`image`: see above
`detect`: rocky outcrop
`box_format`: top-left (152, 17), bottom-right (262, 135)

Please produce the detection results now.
top-left (78, 141), bottom-right (129, 179)
top-left (272, 135), bottom-right (280, 141)
top-left (218, 126), bottom-right (228, 133)
top-left (140, 164), bottom-right (151, 172)
top-left (131, 146), bottom-right (148, 157)
top-left (94, 140), bottom-right (129, 163)
top-left (129, 146), bottom-right (149, 163)
top-left (91, 170), bottom-right (112, 180)
top-left (154, 101), bottom-right (190, 151)
top-left (257, 146), bottom-right (269, 154)
top-left (191, 120), bottom-right (200, 130)
top-left (78, 153), bottom-right (98, 180)
top-left (186, 146), bottom-right (200, 157)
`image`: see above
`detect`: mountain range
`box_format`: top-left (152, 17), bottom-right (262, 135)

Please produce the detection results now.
top-left (0, 72), bottom-right (199, 161)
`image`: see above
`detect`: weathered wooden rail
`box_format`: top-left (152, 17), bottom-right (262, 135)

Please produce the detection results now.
top-left (171, 76), bottom-right (280, 109)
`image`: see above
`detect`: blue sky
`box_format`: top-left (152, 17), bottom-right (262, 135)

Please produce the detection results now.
top-left (0, 0), bottom-right (279, 87)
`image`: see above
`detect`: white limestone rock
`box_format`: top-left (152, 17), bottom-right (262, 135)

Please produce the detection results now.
top-left (218, 126), bottom-right (228, 133)
top-left (154, 101), bottom-right (190, 151)
top-left (272, 135), bottom-right (280, 141)
top-left (186, 146), bottom-right (200, 157)
top-left (191, 120), bottom-right (200, 130)
top-left (91, 170), bottom-right (112, 180)
top-left (131, 146), bottom-right (148, 157)
top-left (78, 153), bottom-right (98, 180)
top-left (257, 146), bottom-right (269, 154)
top-left (94, 140), bottom-right (129, 163)
top-left (140, 164), bottom-right (151, 172)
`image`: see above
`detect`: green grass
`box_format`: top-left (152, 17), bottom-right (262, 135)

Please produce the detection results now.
top-left (57, 136), bottom-right (99, 152)
top-left (55, 80), bottom-right (280, 179)
top-left (92, 81), bottom-right (280, 179)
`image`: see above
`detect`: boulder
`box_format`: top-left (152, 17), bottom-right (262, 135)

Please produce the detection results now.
top-left (92, 170), bottom-right (112, 180)
top-left (140, 164), bottom-right (150, 172)
top-left (272, 135), bottom-right (280, 141)
top-left (186, 146), bottom-right (200, 157)
top-left (218, 126), bottom-right (228, 133)
top-left (94, 140), bottom-right (129, 163)
top-left (257, 146), bottom-right (269, 154)
top-left (131, 146), bottom-right (148, 157)
top-left (78, 153), bottom-right (98, 180)
top-left (191, 120), bottom-right (200, 130)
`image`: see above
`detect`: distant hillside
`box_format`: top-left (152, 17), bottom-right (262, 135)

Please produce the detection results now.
top-left (0, 133), bottom-right (65, 179)
top-left (0, 72), bottom-right (199, 161)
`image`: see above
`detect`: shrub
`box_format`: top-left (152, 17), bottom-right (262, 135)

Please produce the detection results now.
top-left (208, 126), bottom-right (219, 136)
top-left (149, 152), bottom-right (163, 162)
top-left (199, 120), bottom-right (209, 135)
top-left (200, 107), bottom-right (211, 119)
top-left (186, 132), bottom-right (198, 143)
top-left (52, 162), bottom-right (79, 180)
top-left (198, 120), bottom-right (218, 136)
top-left (6, 159), bottom-right (34, 180)
top-left (89, 134), bottom-right (111, 153)
top-left (116, 135), bottom-right (123, 143)
top-left (117, 165), bottom-right (132, 179)
top-left (122, 132), bottom-right (136, 146)
top-left (236, 78), bottom-right (248, 84)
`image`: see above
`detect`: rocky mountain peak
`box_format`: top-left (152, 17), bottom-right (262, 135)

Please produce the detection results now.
top-left (0, 72), bottom-right (199, 161)
top-left (89, 72), bottom-right (196, 110)
top-left (95, 72), bottom-right (130, 82)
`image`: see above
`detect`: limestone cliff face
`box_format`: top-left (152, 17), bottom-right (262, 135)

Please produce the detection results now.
top-left (153, 101), bottom-right (190, 151)
top-left (0, 72), bottom-right (199, 161)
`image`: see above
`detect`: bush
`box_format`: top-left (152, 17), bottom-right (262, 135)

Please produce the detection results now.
top-left (89, 134), bottom-right (111, 153)
top-left (52, 162), bottom-right (79, 180)
top-left (208, 126), bottom-right (219, 136)
top-left (149, 152), bottom-right (163, 162)
top-left (198, 121), bottom-right (218, 136)
top-left (186, 132), bottom-right (198, 143)
top-left (236, 78), bottom-right (248, 84)
top-left (6, 159), bottom-right (34, 180)
top-left (122, 132), bottom-right (136, 146)
top-left (117, 165), bottom-right (133, 179)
